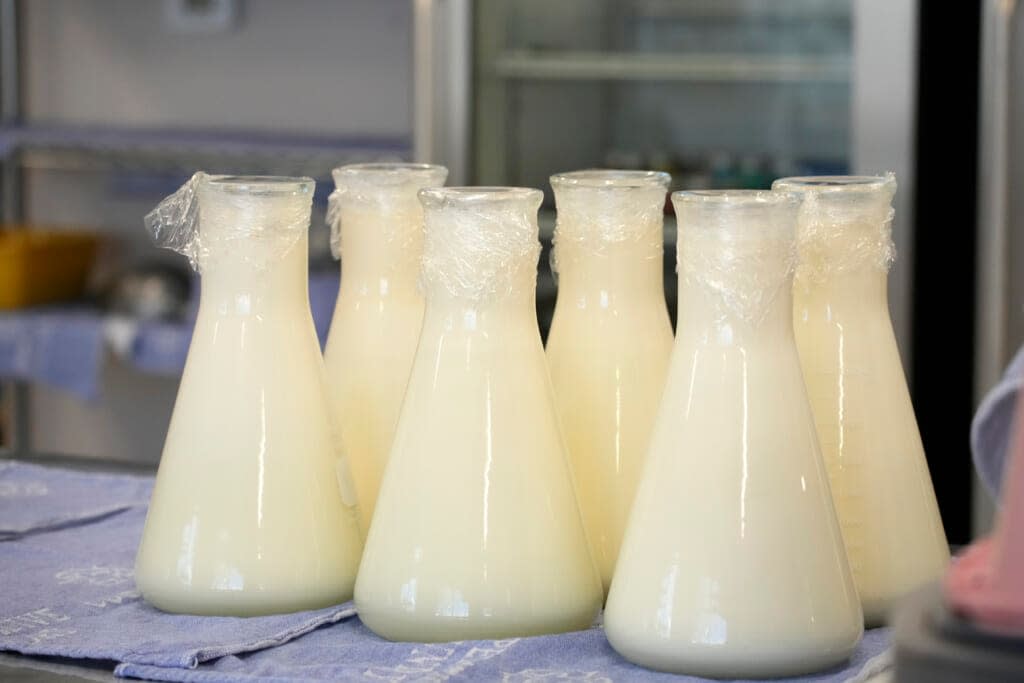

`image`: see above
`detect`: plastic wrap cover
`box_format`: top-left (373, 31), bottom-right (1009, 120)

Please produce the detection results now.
top-left (673, 190), bottom-right (799, 327)
top-left (145, 173), bottom-right (314, 273)
top-left (549, 169), bottom-right (670, 274)
top-left (773, 173), bottom-right (897, 287)
top-left (326, 163), bottom-right (448, 260)
top-left (419, 187), bottom-right (543, 303)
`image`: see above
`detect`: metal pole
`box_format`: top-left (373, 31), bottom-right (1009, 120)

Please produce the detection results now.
top-left (0, 0), bottom-right (27, 457)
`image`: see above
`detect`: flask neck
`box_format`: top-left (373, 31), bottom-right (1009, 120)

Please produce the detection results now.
top-left (555, 242), bottom-right (665, 305)
top-left (198, 235), bottom-right (310, 318)
top-left (677, 276), bottom-right (796, 344)
top-left (795, 269), bottom-right (890, 314)
top-left (421, 275), bottom-right (539, 334)
top-left (675, 229), bottom-right (796, 344)
top-left (337, 205), bottom-right (423, 296)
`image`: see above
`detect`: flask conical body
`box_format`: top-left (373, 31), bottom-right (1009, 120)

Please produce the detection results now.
top-left (135, 176), bottom-right (363, 616)
top-left (323, 163), bottom-right (447, 534)
top-left (546, 170), bottom-right (673, 594)
top-left (775, 175), bottom-right (949, 625)
top-left (355, 187), bottom-right (602, 641)
top-left (604, 190), bottom-right (862, 678)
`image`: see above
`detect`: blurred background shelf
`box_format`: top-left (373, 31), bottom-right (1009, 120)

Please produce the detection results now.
top-left (0, 123), bottom-right (410, 182)
top-left (491, 51), bottom-right (852, 82)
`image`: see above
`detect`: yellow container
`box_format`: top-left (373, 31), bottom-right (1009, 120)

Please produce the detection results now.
top-left (0, 230), bottom-right (98, 309)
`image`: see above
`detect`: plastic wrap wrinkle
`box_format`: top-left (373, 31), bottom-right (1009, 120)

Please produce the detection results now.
top-left (551, 187), bottom-right (665, 274)
top-left (420, 189), bottom-right (542, 303)
top-left (327, 164), bottom-right (447, 261)
top-left (774, 174), bottom-right (898, 286)
top-left (795, 199), bottom-right (896, 287)
top-left (146, 174), bottom-right (312, 274)
top-left (680, 229), bottom-right (796, 328)
top-left (675, 191), bottom-right (798, 328)
top-left (144, 172), bottom-right (204, 271)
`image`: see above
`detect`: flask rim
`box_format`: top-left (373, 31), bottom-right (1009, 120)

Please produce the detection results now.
top-left (550, 169), bottom-right (671, 190)
top-left (206, 175), bottom-right (314, 197)
top-left (772, 173), bottom-right (896, 195)
top-left (332, 162), bottom-right (448, 184)
top-left (672, 189), bottom-right (799, 207)
top-left (419, 186), bottom-right (543, 207)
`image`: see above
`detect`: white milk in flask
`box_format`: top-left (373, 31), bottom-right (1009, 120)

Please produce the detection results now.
top-left (355, 187), bottom-right (603, 642)
top-left (604, 190), bottom-right (862, 678)
top-left (135, 174), bottom-right (363, 616)
top-left (774, 174), bottom-right (949, 625)
top-left (323, 163), bottom-right (447, 534)
top-left (546, 169), bottom-right (673, 595)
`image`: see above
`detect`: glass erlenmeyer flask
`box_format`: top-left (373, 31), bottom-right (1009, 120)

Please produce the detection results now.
top-left (135, 175), bottom-right (363, 616)
top-left (355, 187), bottom-right (602, 642)
top-left (604, 190), bottom-right (862, 678)
top-left (323, 163), bottom-right (447, 534)
top-left (545, 169), bottom-right (673, 595)
top-left (774, 174), bottom-right (949, 625)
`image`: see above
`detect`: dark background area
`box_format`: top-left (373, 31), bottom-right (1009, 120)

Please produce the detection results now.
top-left (911, 0), bottom-right (981, 545)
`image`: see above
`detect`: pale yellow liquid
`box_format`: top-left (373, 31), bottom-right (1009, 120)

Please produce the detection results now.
top-left (794, 272), bottom-right (949, 624)
top-left (136, 234), bottom-right (363, 616)
top-left (605, 213), bottom-right (862, 678)
top-left (355, 289), bottom-right (603, 641)
top-left (323, 205), bottom-right (425, 536)
top-left (546, 241), bottom-right (672, 594)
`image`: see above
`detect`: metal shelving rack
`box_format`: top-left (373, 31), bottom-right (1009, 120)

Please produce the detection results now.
top-left (0, 0), bottom-right (411, 456)
top-left (491, 51), bottom-right (851, 83)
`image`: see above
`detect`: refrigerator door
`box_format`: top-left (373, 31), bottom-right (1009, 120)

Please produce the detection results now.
top-left (427, 0), bottom-right (918, 353)
top-left (975, 0), bottom-right (1023, 533)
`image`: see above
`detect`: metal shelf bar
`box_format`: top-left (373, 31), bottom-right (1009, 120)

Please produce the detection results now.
top-left (492, 51), bottom-right (851, 83)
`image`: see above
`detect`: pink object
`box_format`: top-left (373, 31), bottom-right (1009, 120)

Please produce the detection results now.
top-left (946, 390), bottom-right (1024, 635)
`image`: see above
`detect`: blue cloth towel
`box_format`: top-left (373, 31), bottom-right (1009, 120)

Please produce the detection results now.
top-left (0, 461), bottom-right (151, 540)
top-left (0, 504), bottom-right (354, 669)
top-left (0, 463), bottom-right (891, 682)
top-left (0, 272), bottom-right (340, 398)
top-left (0, 310), bottom-right (105, 399)
top-left (116, 615), bottom-right (891, 683)
top-left (971, 345), bottom-right (1024, 498)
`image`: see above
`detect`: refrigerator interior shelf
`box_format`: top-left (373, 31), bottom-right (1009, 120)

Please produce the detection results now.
top-left (491, 51), bottom-right (851, 83)
top-left (0, 125), bottom-right (412, 179)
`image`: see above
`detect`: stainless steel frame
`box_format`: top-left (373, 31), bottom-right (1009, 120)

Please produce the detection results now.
top-left (413, 0), bottom-right (472, 185)
top-left (973, 0), bottom-right (1019, 534)
top-left (0, 0), bottom-right (28, 458)
top-left (851, 0), bottom-right (918, 365)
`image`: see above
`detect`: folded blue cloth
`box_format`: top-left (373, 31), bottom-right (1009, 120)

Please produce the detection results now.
top-left (0, 505), bottom-right (354, 669)
top-left (0, 310), bottom-right (105, 400)
top-left (971, 345), bottom-right (1024, 498)
top-left (0, 461), bottom-right (151, 541)
top-left (117, 615), bottom-right (891, 683)
top-left (0, 463), bottom-right (892, 682)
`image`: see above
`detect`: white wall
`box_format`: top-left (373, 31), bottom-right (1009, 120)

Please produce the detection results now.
top-left (20, 0), bottom-right (413, 462)
top-left (25, 0), bottom-right (412, 135)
